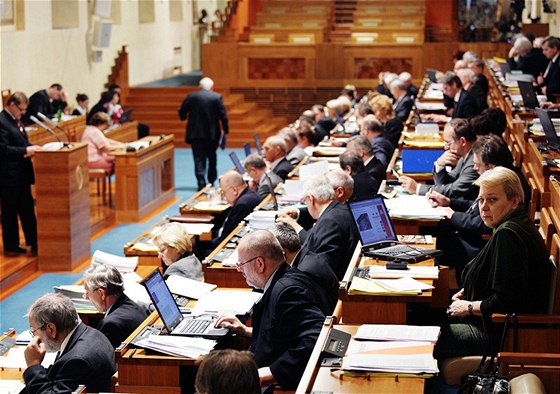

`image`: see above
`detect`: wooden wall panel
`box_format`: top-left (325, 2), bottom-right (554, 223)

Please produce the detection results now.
top-left (248, 58), bottom-right (306, 79)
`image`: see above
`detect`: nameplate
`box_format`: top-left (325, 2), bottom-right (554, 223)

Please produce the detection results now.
top-left (292, 36), bottom-right (313, 44)
top-left (252, 37), bottom-right (273, 44)
top-left (395, 36), bottom-right (415, 44)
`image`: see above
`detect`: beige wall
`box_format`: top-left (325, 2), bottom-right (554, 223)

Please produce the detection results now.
top-left (1, 0), bottom-right (195, 109)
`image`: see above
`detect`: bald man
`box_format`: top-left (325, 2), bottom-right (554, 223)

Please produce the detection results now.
top-left (211, 171), bottom-right (260, 248)
top-left (263, 136), bottom-right (294, 180)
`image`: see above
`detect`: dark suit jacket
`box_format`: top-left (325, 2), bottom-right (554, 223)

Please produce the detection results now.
top-left (212, 187), bottom-right (260, 248)
top-left (467, 84), bottom-right (488, 115)
top-left (508, 48), bottom-right (548, 80)
top-left (22, 90), bottom-right (53, 125)
top-left (99, 294), bottom-right (149, 348)
top-left (251, 263), bottom-right (325, 390)
top-left (178, 89), bottom-right (229, 144)
top-left (372, 135), bottom-right (394, 170)
top-left (271, 157), bottom-right (294, 181)
top-left (542, 56), bottom-right (560, 101)
top-left (474, 73), bottom-right (489, 96)
top-left (394, 94), bottom-right (414, 122)
top-left (0, 110), bottom-right (34, 185)
top-left (23, 323), bottom-right (116, 394)
top-left (299, 200), bottom-right (359, 279)
top-left (452, 89), bottom-right (477, 119)
top-left (349, 171), bottom-right (379, 202)
top-left (364, 155), bottom-right (386, 184)
top-left (383, 118), bottom-right (403, 148)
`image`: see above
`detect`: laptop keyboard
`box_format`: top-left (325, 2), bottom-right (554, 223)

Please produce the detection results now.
top-left (177, 318), bottom-right (212, 335)
top-left (376, 244), bottom-right (421, 257)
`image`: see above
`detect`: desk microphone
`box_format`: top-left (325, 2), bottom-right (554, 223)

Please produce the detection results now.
top-left (29, 115), bottom-right (68, 149)
top-left (264, 172), bottom-right (279, 211)
top-left (37, 112), bottom-right (72, 145)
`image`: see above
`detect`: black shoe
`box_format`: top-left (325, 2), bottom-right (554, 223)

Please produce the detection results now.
top-left (30, 245), bottom-right (38, 256)
top-left (4, 246), bottom-right (27, 256)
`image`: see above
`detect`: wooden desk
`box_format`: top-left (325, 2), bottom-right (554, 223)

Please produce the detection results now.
top-left (0, 330), bottom-right (25, 383)
top-left (178, 185), bottom-right (230, 217)
top-left (526, 140), bottom-right (560, 208)
top-left (203, 225), bottom-right (248, 289)
top-left (105, 121), bottom-right (139, 143)
top-left (114, 135), bottom-right (175, 222)
top-left (338, 245), bottom-right (448, 324)
top-left (296, 319), bottom-right (425, 393)
top-left (27, 115), bottom-right (86, 145)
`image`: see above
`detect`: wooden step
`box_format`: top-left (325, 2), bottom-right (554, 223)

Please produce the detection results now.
top-left (0, 254), bottom-right (39, 300)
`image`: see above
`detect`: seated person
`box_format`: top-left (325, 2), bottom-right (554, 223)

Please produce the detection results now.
top-left (471, 108), bottom-right (507, 139)
top-left (81, 112), bottom-right (125, 174)
top-left (434, 167), bottom-right (550, 361)
top-left (278, 127), bottom-right (307, 165)
top-left (399, 119), bottom-right (479, 199)
top-left (211, 171), bottom-right (261, 248)
top-left (87, 91), bottom-right (118, 124)
top-left (311, 104), bottom-right (336, 143)
top-left (423, 73), bottom-right (477, 122)
top-left (23, 293), bottom-right (116, 393)
top-left (399, 71), bottom-right (419, 98)
top-left (457, 68), bottom-right (488, 115)
top-left (339, 150), bottom-right (379, 201)
top-left (72, 93), bottom-right (89, 116)
top-left (507, 36), bottom-right (548, 80)
top-left (263, 136), bottom-right (294, 181)
top-left (369, 94), bottom-right (403, 148)
top-left (390, 79), bottom-right (414, 122)
top-left (108, 83), bottom-right (150, 138)
top-left (215, 230), bottom-right (325, 390)
top-left (427, 135), bottom-right (530, 285)
top-left (152, 222), bottom-right (204, 281)
top-left (360, 115), bottom-right (395, 173)
top-left (83, 264), bottom-right (149, 347)
top-left (376, 72), bottom-right (398, 98)
top-left (296, 120), bottom-right (317, 156)
top-left (194, 349), bottom-right (260, 394)
top-left (347, 135), bottom-right (387, 184)
top-left (22, 83), bottom-right (64, 124)
top-left (243, 153), bottom-right (282, 200)
top-left (469, 59), bottom-right (489, 96)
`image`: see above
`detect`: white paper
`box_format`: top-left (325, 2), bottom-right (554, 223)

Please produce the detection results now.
top-left (122, 271), bottom-right (142, 283)
top-left (124, 281), bottom-right (151, 306)
top-left (374, 276), bottom-right (434, 292)
top-left (193, 290), bottom-right (262, 315)
top-left (299, 160), bottom-right (330, 181)
top-left (280, 180), bottom-right (304, 201)
top-left (385, 195), bottom-right (446, 219)
top-left (92, 250), bottom-right (138, 273)
top-left (355, 324), bottom-right (440, 342)
top-left (166, 275), bottom-right (216, 300)
top-left (0, 347), bottom-right (57, 369)
top-left (136, 334), bottom-right (215, 359)
top-left (15, 330), bottom-right (32, 345)
top-left (368, 265), bottom-right (439, 279)
top-left (179, 223), bottom-right (214, 236)
top-left (0, 379), bottom-right (26, 394)
top-left (221, 249), bottom-right (239, 267)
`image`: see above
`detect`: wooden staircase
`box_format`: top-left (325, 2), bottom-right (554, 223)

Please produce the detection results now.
top-left (124, 87), bottom-right (287, 148)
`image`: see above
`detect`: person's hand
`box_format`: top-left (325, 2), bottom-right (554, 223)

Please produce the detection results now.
top-left (25, 145), bottom-right (42, 158)
top-left (441, 207), bottom-right (455, 219)
top-left (451, 288), bottom-right (464, 302)
top-left (215, 315), bottom-right (251, 337)
top-left (508, 47), bottom-right (518, 59)
top-left (447, 299), bottom-right (471, 318)
top-left (542, 86), bottom-right (548, 97)
top-left (378, 72), bottom-right (385, 84)
top-left (436, 151), bottom-right (459, 168)
top-left (275, 215), bottom-right (303, 233)
top-left (25, 336), bottom-right (46, 367)
top-left (398, 175), bottom-right (418, 194)
top-left (258, 367), bottom-right (277, 387)
top-left (329, 137), bottom-right (343, 147)
top-left (426, 190), bottom-right (450, 207)
top-left (277, 208), bottom-right (298, 220)
top-left (537, 73), bottom-right (545, 86)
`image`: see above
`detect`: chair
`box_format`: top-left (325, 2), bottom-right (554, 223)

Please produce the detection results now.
top-left (1, 89), bottom-right (11, 107)
top-left (89, 169), bottom-right (112, 206)
top-left (539, 207), bottom-right (556, 251)
top-left (529, 177), bottom-right (541, 222)
top-left (498, 353), bottom-right (560, 394)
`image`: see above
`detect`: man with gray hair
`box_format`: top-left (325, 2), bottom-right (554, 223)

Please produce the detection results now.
top-left (243, 153), bottom-right (282, 200)
top-left (263, 135), bottom-right (294, 180)
top-left (83, 264), bottom-right (148, 347)
top-left (507, 35), bottom-right (548, 80)
top-left (278, 127), bottom-right (307, 165)
top-left (179, 76), bottom-right (229, 190)
top-left (347, 134), bottom-right (387, 185)
top-left (399, 71), bottom-right (419, 98)
top-left (390, 78), bottom-right (413, 122)
top-left (23, 293), bottom-right (116, 393)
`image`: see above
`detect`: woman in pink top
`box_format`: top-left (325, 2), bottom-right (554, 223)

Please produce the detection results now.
top-left (81, 112), bottom-right (124, 174)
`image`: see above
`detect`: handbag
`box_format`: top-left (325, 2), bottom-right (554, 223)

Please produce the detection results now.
top-left (458, 314), bottom-right (518, 394)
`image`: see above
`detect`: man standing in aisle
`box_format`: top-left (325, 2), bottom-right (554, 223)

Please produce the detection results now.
top-left (179, 77), bottom-right (229, 190)
top-left (0, 92), bottom-right (41, 255)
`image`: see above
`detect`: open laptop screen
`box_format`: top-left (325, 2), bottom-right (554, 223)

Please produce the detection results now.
top-left (401, 149), bottom-right (444, 173)
top-left (518, 81), bottom-right (539, 109)
top-left (243, 143), bottom-right (252, 157)
top-left (143, 270), bottom-right (182, 332)
top-left (229, 152), bottom-right (245, 174)
top-left (348, 197), bottom-right (398, 245)
top-left (536, 108), bottom-right (560, 148)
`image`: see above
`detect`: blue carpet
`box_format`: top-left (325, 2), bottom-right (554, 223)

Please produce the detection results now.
top-left (137, 70), bottom-right (202, 87)
top-left (0, 147), bottom-right (243, 333)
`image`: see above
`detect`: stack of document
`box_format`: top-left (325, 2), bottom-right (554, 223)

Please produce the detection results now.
top-left (245, 211), bottom-right (278, 230)
top-left (166, 275), bottom-right (217, 300)
top-left (54, 285), bottom-right (97, 313)
top-left (136, 335), bottom-right (216, 359)
top-left (368, 265), bottom-right (439, 279)
top-left (92, 250), bottom-right (138, 273)
top-left (278, 180), bottom-right (304, 203)
top-left (193, 290), bottom-right (262, 315)
top-left (342, 324), bottom-right (440, 374)
top-left (385, 195), bottom-right (447, 219)
top-left (348, 276), bottom-right (433, 295)
top-left (130, 236), bottom-right (159, 252)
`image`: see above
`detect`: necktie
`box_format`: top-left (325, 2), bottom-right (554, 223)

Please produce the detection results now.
top-left (544, 60), bottom-right (553, 79)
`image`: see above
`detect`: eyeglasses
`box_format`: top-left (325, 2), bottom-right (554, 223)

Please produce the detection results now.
top-left (83, 287), bottom-right (100, 299)
top-left (236, 255), bottom-right (261, 269)
top-left (16, 105), bottom-right (27, 113)
top-left (443, 139), bottom-right (456, 148)
top-left (29, 323), bottom-right (47, 337)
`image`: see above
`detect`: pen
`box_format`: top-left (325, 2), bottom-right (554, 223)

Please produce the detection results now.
top-left (391, 168), bottom-right (399, 178)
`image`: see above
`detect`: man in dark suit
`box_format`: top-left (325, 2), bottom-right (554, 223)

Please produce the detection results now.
top-left (423, 74), bottom-right (477, 122)
top-left (0, 92), bottom-right (41, 255)
top-left (347, 134), bottom-right (387, 185)
top-left (538, 36), bottom-right (560, 102)
top-left (22, 83), bottom-right (64, 125)
top-left (390, 79), bottom-right (414, 122)
top-left (339, 150), bottom-right (379, 201)
top-left (263, 135), bottom-right (294, 181)
top-left (215, 230), bottom-right (325, 390)
top-left (211, 171), bottom-right (260, 248)
top-left (24, 293), bottom-right (116, 393)
top-left (507, 36), bottom-right (548, 81)
top-left (243, 153), bottom-right (282, 200)
top-left (179, 77), bottom-right (229, 190)
top-left (470, 59), bottom-right (489, 96)
top-left (83, 264), bottom-right (148, 348)
top-left (457, 68), bottom-right (487, 115)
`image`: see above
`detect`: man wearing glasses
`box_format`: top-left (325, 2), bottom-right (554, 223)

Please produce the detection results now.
top-left (23, 293), bottom-right (116, 393)
top-left (398, 118), bottom-right (479, 200)
top-left (0, 92), bottom-right (41, 255)
top-left (215, 230), bottom-right (325, 391)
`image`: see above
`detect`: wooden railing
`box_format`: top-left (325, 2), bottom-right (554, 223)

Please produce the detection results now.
top-left (106, 45), bottom-right (129, 103)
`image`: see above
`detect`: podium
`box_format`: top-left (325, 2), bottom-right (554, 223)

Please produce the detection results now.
top-left (34, 143), bottom-right (91, 271)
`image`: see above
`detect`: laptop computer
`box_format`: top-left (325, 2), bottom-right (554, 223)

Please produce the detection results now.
top-left (119, 108), bottom-right (133, 124)
top-left (142, 270), bottom-right (229, 339)
top-left (536, 108), bottom-right (560, 151)
top-left (243, 142), bottom-right (252, 157)
top-left (401, 149), bottom-right (444, 173)
top-left (517, 81), bottom-right (539, 109)
top-left (498, 61), bottom-right (510, 76)
top-left (229, 152), bottom-right (245, 174)
top-left (427, 69), bottom-right (438, 83)
top-left (348, 197), bottom-right (442, 263)
top-left (254, 134), bottom-right (263, 155)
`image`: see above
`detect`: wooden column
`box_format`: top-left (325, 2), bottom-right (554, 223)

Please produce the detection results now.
top-left (34, 143), bottom-right (91, 271)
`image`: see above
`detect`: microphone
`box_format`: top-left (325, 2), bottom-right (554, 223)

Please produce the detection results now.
top-left (37, 112), bottom-right (72, 145)
top-left (264, 171), bottom-right (279, 211)
top-left (29, 115), bottom-right (66, 149)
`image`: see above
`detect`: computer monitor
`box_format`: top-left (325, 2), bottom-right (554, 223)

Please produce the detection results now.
top-left (243, 142), bottom-right (252, 157)
top-left (536, 108), bottom-right (560, 150)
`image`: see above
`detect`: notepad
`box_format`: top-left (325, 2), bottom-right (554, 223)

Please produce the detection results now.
top-left (355, 324), bottom-right (441, 342)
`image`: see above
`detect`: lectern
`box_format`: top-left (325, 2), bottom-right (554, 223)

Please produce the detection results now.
top-left (34, 143), bottom-right (91, 271)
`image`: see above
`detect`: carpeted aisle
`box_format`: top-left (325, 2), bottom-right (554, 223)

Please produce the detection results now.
top-left (0, 147), bottom-right (243, 333)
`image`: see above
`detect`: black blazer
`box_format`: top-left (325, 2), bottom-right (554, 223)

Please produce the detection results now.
top-left (23, 323), bottom-right (116, 394)
top-left (383, 118), bottom-right (403, 148)
top-left (0, 110), bottom-right (34, 185)
top-left (508, 48), bottom-right (548, 80)
top-left (178, 89), bottom-right (229, 144)
top-left (467, 84), bottom-right (488, 115)
top-left (542, 56), bottom-right (560, 101)
top-left (474, 73), bottom-right (489, 96)
top-left (212, 187), bottom-right (260, 248)
top-left (22, 89), bottom-right (53, 125)
top-left (349, 171), bottom-right (379, 202)
top-left (271, 157), bottom-right (294, 181)
top-left (99, 294), bottom-right (149, 348)
top-left (452, 89), bottom-right (477, 120)
top-left (394, 94), bottom-right (414, 122)
top-left (299, 200), bottom-right (359, 279)
top-left (364, 155), bottom-right (386, 184)
top-left (250, 263), bottom-right (325, 390)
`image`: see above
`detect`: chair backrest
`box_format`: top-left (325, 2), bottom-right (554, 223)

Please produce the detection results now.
top-left (548, 233), bottom-right (560, 314)
top-left (529, 177), bottom-right (540, 221)
top-left (539, 207), bottom-right (555, 251)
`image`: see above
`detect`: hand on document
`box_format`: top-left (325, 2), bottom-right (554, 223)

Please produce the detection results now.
top-left (426, 190), bottom-right (450, 207)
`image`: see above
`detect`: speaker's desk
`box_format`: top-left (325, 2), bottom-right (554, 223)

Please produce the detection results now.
top-left (114, 135), bottom-right (175, 222)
